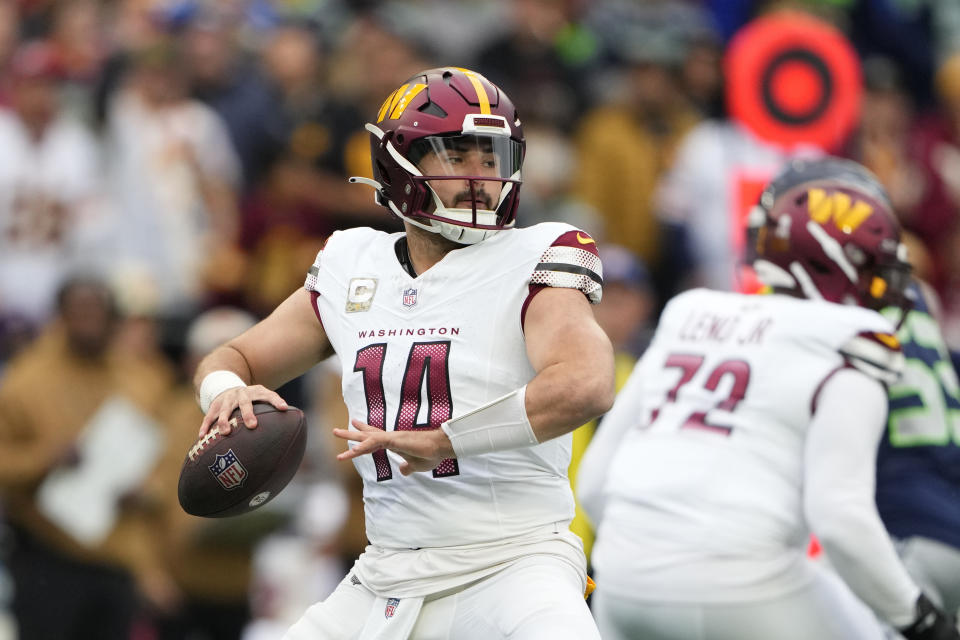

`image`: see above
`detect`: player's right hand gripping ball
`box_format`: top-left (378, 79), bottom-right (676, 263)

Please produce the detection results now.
top-left (178, 402), bottom-right (307, 518)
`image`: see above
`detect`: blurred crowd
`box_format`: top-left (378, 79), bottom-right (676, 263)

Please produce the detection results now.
top-left (0, 0), bottom-right (959, 638)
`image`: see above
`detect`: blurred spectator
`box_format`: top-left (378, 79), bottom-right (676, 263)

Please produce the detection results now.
top-left (572, 23), bottom-right (699, 283)
top-left (0, 315), bottom-right (34, 375)
top-left (0, 40), bottom-right (110, 331)
top-left (181, 4), bottom-right (282, 191)
top-left (515, 122), bottom-right (603, 234)
top-left (679, 32), bottom-right (725, 119)
top-left (844, 0), bottom-right (937, 109)
top-left (474, 0), bottom-right (602, 129)
top-left (0, 276), bottom-right (177, 639)
top-left (258, 21), bottom-right (384, 225)
top-left (48, 0), bottom-right (110, 123)
top-left (378, 0), bottom-right (507, 65)
top-left (0, 1), bottom-right (19, 81)
top-left (103, 38), bottom-right (242, 321)
top-left (584, 0), bottom-right (716, 100)
top-left (843, 56), bottom-right (923, 216)
top-left (238, 158), bottom-right (336, 316)
top-left (932, 1), bottom-right (960, 66)
top-left (320, 11), bottom-right (427, 227)
top-left (237, 21), bottom-right (395, 314)
top-left (327, 20), bottom-right (426, 166)
top-left (907, 51), bottom-right (960, 348)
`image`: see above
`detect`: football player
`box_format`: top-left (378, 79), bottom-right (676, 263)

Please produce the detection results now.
top-left (193, 67), bottom-right (614, 639)
top-left (877, 277), bottom-right (960, 620)
top-left (578, 157), bottom-right (960, 640)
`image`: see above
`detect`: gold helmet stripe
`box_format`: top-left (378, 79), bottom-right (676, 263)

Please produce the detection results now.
top-left (377, 84), bottom-right (409, 123)
top-left (452, 67), bottom-right (491, 114)
top-left (389, 83), bottom-right (427, 119)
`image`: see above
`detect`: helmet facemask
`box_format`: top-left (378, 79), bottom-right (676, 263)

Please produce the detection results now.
top-left (405, 132), bottom-right (522, 243)
top-left (860, 241), bottom-right (913, 327)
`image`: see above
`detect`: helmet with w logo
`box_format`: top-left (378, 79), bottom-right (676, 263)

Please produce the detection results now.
top-left (350, 67), bottom-right (525, 245)
top-left (747, 157), bottom-right (911, 312)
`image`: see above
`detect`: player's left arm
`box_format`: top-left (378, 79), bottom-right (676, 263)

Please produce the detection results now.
top-left (804, 368), bottom-right (937, 635)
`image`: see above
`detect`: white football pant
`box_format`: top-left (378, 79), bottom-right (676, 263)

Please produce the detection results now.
top-left (284, 554), bottom-right (599, 640)
top-left (591, 563), bottom-right (887, 640)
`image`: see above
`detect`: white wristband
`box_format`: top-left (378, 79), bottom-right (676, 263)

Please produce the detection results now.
top-left (198, 370), bottom-right (247, 413)
top-left (440, 386), bottom-right (538, 457)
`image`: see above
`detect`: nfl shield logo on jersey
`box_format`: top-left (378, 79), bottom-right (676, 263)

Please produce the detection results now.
top-left (384, 597), bottom-right (400, 619)
top-left (208, 449), bottom-right (247, 490)
top-left (402, 287), bottom-right (418, 308)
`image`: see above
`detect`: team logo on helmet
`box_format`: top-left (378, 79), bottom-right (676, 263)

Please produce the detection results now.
top-left (749, 157), bottom-right (911, 315)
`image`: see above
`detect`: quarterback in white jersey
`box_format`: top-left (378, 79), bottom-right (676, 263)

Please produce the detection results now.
top-left (193, 68), bottom-right (613, 640)
top-left (579, 158), bottom-right (960, 640)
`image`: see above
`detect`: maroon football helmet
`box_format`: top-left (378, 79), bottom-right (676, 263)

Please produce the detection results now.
top-left (748, 157), bottom-right (911, 313)
top-left (350, 67), bottom-right (525, 244)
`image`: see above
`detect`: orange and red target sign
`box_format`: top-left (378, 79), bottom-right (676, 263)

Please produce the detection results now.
top-left (725, 11), bottom-right (862, 152)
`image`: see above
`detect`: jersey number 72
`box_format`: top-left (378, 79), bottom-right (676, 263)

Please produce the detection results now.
top-left (650, 353), bottom-right (752, 435)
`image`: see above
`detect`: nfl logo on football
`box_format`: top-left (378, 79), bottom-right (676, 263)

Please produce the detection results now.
top-left (384, 597), bottom-right (400, 619)
top-left (208, 449), bottom-right (248, 490)
top-left (402, 287), bottom-right (418, 308)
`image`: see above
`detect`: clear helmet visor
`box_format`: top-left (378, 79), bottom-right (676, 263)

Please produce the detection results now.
top-left (406, 133), bottom-right (523, 231)
top-left (411, 134), bottom-right (520, 207)
top-left (411, 134), bottom-right (522, 179)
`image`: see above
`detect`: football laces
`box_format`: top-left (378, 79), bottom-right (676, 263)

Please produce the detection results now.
top-left (188, 425), bottom-right (225, 462)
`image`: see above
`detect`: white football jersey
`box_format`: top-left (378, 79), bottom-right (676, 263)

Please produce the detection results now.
top-left (305, 223), bottom-right (602, 552)
top-left (0, 110), bottom-right (104, 321)
top-left (591, 288), bottom-right (902, 601)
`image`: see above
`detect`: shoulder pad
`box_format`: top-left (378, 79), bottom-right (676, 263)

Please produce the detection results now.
top-left (839, 330), bottom-right (904, 385)
top-left (530, 230), bottom-right (603, 303)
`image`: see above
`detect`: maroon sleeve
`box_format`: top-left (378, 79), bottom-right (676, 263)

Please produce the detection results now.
top-left (520, 229), bottom-right (603, 330)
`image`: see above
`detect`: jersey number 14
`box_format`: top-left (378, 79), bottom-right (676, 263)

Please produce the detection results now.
top-left (354, 341), bottom-right (460, 481)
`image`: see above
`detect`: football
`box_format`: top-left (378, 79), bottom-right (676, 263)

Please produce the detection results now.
top-left (178, 402), bottom-right (307, 518)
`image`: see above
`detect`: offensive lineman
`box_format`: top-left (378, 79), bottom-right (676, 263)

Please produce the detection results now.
top-left (578, 158), bottom-right (959, 640)
top-left (193, 67), bottom-right (613, 639)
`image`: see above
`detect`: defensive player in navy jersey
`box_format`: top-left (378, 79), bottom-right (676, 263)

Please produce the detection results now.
top-left (878, 279), bottom-right (960, 618)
